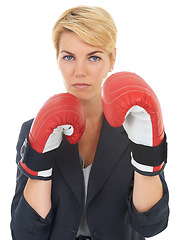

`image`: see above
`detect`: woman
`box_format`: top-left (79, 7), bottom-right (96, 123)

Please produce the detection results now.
top-left (11, 6), bottom-right (169, 240)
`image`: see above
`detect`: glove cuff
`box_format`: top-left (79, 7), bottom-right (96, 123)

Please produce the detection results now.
top-left (130, 134), bottom-right (167, 176)
top-left (18, 138), bottom-right (53, 180)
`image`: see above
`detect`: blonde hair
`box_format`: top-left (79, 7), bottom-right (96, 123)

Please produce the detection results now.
top-left (52, 6), bottom-right (117, 64)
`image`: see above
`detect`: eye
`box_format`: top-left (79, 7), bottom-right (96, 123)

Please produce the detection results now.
top-left (89, 56), bottom-right (101, 62)
top-left (63, 55), bottom-right (74, 61)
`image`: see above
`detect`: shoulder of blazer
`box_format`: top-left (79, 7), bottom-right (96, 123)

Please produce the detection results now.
top-left (20, 119), bottom-right (34, 138)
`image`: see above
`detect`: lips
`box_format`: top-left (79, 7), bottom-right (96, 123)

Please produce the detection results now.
top-left (72, 83), bottom-right (91, 89)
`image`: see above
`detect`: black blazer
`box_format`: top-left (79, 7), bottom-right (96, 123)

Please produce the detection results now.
top-left (11, 117), bottom-right (169, 240)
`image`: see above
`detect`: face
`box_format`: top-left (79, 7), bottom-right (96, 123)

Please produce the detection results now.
top-left (58, 31), bottom-right (113, 102)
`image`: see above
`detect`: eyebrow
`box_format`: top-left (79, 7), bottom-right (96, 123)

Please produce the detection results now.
top-left (60, 51), bottom-right (75, 55)
top-left (87, 51), bottom-right (104, 56)
top-left (60, 50), bottom-right (104, 56)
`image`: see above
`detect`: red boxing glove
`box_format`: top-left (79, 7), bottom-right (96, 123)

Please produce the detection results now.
top-left (18, 93), bottom-right (86, 180)
top-left (102, 72), bottom-right (167, 176)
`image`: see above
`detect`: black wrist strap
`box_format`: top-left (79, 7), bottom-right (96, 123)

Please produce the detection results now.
top-left (130, 134), bottom-right (167, 167)
top-left (18, 138), bottom-right (55, 180)
top-left (20, 138), bottom-right (53, 171)
top-left (130, 134), bottom-right (167, 176)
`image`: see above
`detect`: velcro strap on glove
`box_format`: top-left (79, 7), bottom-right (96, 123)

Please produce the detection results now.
top-left (130, 134), bottom-right (167, 176)
top-left (18, 138), bottom-right (54, 180)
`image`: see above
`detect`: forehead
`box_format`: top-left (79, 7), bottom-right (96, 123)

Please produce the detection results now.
top-left (58, 31), bottom-right (105, 54)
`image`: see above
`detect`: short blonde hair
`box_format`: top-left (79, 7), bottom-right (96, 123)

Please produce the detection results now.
top-left (52, 6), bottom-right (117, 64)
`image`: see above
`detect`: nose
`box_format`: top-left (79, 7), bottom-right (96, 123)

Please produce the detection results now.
top-left (74, 61), bottom-right (87, 78)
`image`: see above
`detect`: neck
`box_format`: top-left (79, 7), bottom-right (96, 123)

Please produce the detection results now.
top-left (81, 94), bottom-right (104, 124)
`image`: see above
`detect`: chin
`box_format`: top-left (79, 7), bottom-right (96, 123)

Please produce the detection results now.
top-left (70, 92), bottom-right (90, 101)
top-left (72, 92), bottom-right (101, 105)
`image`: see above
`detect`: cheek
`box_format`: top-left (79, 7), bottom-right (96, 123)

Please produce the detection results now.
top-left (58, 62), bottom-right (72, 79)
top-left (92, 63), bottom-right (110, 80)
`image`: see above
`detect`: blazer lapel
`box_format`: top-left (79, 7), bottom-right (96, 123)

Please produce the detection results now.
top-left (86, 117), bottom-right (130, 207)
top-left (53, 117), bottom-right (130, 208)
top-left (54, 136), bottom-right (84, 207)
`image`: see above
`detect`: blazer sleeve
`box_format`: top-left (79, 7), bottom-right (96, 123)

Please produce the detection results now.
top-left (10, 119), bottom-right (54, 240)
top-left (127, 172), bottom-right (169, 238)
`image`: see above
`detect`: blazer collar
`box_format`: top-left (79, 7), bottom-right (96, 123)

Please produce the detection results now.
top-left (53, 137), bottom-right (84, 207)
top-left (54, 117), bottom-right (129, 207)
top-left (86, 117), bottom-right (129, 206)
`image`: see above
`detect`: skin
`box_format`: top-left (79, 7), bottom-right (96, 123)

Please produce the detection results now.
top-left (57, 31), bottom-right (113, 167)
top-left (24, 31), bottom-right (163, 219)
top-left (57, 31), bottom-right (112, 103)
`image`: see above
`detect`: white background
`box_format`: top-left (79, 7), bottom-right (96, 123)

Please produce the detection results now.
top-left (0, 0), bottom-right (174, 239)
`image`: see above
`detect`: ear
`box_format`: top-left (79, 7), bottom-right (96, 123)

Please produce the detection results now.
top-left (110, 48), bottom-right (117, 71)
top-left (55, 50), bottom-right (60, 67)
top-left (57, 55), bottom-right (60, 70)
